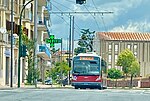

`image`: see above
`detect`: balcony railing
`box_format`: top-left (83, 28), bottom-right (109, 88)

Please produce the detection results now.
top-left (0, 0), bottom-right (19, 14)
top-left (38, 16), bottom-right (48, 25)
top-left (0, 33), bottom-right (10, 44)
top-left (14, 1), bottom-right (19, 14)
top-left (0, 0), bottom-right (9, 10)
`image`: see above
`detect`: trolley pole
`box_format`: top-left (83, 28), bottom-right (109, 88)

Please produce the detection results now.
top-left (10, 0), bottom-right (13, 88)
top-left (68, 15), bottom-right (72, 84)
top-left (72, 16), bottom-right (74, 57)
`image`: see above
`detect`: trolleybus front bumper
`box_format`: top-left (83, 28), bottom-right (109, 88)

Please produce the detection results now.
top-left (72, 82), bottom-right (102, 88)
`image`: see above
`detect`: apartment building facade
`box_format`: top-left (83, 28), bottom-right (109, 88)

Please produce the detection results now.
top-left (93, 32), bottom-right (150, 77)
top-left (0, 0), bottom-right (51, 86)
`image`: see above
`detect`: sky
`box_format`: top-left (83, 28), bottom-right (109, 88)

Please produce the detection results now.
top-left (47, 0), bottom-right (150, 50)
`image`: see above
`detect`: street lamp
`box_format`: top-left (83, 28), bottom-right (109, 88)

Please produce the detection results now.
top-left (18, 0), bottom-right (34, 88)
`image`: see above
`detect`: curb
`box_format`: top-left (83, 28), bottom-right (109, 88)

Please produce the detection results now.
top-left (0, 85), bottom-right (73, 90)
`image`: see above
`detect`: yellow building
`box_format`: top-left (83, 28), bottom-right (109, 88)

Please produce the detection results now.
top-left (94, 32), bottom-right (150, 77)
top-left (0, 0), bottom-right (50, 86)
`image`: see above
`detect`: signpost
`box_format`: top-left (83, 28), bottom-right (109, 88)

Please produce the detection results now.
top-left (46, 35), bottom-right (62, 47)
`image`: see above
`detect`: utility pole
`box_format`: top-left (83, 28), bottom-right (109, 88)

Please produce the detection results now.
top-left (10, 0), bottom-right (13, 88)
top-left (61, 38), bottom-right (63, 62)
top-left (72, 16), bottom-right (74, 57)
top-left (68, 15), bottom-right (72, 84)
top-left (60, 38), bottom-right (63, 86)
top-left (34, 0), bottom-right (38, 88)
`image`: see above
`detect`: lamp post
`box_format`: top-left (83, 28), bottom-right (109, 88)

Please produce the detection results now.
top-left (18, 0), bottom-right (33, 88)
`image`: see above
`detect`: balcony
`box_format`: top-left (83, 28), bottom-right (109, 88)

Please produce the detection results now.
top-left (0, 32), bottom-right (10, 44)
top-left (0, 0), bottom-right (9, 10)
top-left (4, 0), bottom-right (19, 15)
top-left (37, 17), bottom-right (47, 31)
top-left (22, 9), bottom-right (32, 23)
top-left (14, 1), bottom-right (19, 15)
top-left (37, 45), bottom-right (51, 60)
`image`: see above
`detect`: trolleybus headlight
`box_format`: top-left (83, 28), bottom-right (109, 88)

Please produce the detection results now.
top-left (72, 76), bottom-right (77, 80)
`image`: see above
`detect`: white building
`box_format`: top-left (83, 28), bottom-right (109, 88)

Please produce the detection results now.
top-left (93, 32), bottom-right (150, 77)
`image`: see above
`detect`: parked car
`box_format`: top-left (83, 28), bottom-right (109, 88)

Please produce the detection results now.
top-left (45, 78), bottom-right (52, 85)
top-left (62, 78), bottom-right (68, 86)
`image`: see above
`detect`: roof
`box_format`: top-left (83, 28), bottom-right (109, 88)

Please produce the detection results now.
top-left (96, 32), bottom-right (150, 41)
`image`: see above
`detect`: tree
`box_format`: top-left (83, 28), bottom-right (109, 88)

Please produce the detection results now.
top-left (47, 61), bottom-right (70, 83)
top-left (51, 48), bottom-right (60, 54)
top-left (117, 49), bottom-right (136, 76)
top-left (129, 60), bottom-right (140, 88)
top-left (108, 68), bottom-right (122, 87)
top-left (74, 29), bottom-right (95, 55)
top-left (74, 47), bottom-right (86, 55)
top-left (17, 33), bottom-right (37, 84)
top-left (117, 48), bottom-right (140, 88)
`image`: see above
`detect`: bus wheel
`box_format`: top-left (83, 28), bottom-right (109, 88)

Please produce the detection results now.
top-left (103, 86), bottom-right (107, 89)
top-left (75, 86), bottom-right (78, 89)
top-left (98, 86), bottom-right (102, 90)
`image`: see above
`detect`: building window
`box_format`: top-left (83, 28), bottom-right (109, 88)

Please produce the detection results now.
top-left (134, 44), bottom-right (137, 51)
top-left (133, 44), bottom-right (138, 58)
top-left (143, 43), bottom-right (144, 61)
top-left (115, 55), bottom-right (118, 63)
top-left (127, 44), bottom-right (131, 50)
top-left (108, 44), bottom-right (112, 52)
top-left (108, 65), bottom-right (111, 69)
top-left (115, 44), bottom-right (118, 52)
top-left (108, 55), bottom-right (111, 63)
top-left (134, 52), bottom-right (137, 57)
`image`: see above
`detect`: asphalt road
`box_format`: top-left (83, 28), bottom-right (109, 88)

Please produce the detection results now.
top-left (0, 88), bottom-right (150, 101)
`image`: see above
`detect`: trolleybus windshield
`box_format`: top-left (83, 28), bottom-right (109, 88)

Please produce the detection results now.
top-left (73, 57), bottom-right (100, 75)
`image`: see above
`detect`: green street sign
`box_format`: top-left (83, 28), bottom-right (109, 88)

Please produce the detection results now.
top-left (46, 35), bottom-right (62, 47)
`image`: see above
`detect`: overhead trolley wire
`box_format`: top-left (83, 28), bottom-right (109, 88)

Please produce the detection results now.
top-left (83, 5), bottom-right (101, 30)
top-left (50, 1), bottom-right (82, 34)
top-left (91, 0), bottom-right (107, 31)
top-left (52, 0), bottom-right (74, 11)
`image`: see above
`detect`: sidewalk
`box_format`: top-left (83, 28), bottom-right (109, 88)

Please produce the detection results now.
top-left (0, 84), bottom-right (73, 90)
top-left (22, 83), bottom-right (73, 89)
top-left (0, 84), bottom-right (14, 90)
top-left (1, 84), bottom-right (150, 90)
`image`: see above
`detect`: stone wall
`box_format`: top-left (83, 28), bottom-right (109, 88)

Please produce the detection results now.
top-left (107, 78), bottom-right (150, 88)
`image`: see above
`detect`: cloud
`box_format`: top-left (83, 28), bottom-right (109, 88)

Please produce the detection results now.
top-left (60, 0), bottom-right (145, 30)
top-left (109, 20), bottom-right (150, 32)
top-left (50, 0), bottom-right (149, 42)
top-left (94, 0), bottom-right (143, 25)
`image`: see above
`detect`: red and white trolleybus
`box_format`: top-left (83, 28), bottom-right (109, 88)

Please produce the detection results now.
top-left (71, 52), bottom-right (107, 89)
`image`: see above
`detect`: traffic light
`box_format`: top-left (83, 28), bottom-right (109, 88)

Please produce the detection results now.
top-left (76, 0), bottom-right (86, 5)
top-left (21, 45), bottom-right (27, 57)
